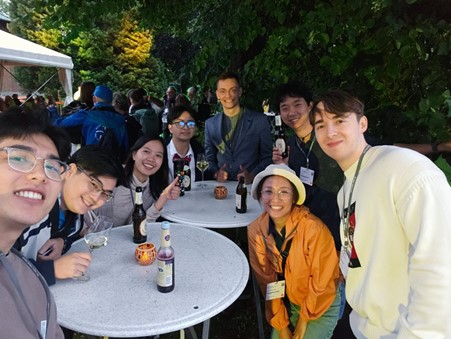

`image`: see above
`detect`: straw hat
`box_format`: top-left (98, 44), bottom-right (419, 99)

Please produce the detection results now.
top-left (251, 164), bottom-right (305, 205)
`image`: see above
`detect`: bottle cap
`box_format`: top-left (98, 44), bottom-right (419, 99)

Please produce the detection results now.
top-left (161, 221), bottom-right (170, 230)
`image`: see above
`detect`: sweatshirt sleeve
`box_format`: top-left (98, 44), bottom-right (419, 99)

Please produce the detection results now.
top-left (396, 170), bottom-right (451, 338)
top-left (247, 218), bottom-right (291, 330)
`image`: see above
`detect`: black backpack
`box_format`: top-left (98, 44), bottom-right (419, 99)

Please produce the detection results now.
top-left (98, 127), bottom-right (124, 162)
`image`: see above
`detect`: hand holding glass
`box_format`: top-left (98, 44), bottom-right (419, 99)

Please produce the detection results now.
top-left (196, 153), bottom-right (209, 188)
top-left (76, 215), bottom-right (113, 282)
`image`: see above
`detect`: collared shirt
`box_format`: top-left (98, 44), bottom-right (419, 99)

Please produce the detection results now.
top-left (167, 140), bottom-right (196, 182)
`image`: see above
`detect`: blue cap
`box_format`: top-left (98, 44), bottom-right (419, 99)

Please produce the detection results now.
top-left (93, 85), bottom-right (113, 103)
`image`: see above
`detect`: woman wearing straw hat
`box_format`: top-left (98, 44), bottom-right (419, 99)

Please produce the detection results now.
top-left (248, 164), bottom-right (342, 339)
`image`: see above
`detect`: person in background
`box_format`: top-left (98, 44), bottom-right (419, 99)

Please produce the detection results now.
top-left (62, 81), bottom-right (95, 116)
top-left (0, 107), bottom-right (69, 338)
top-left (129, 88), bottom-right (159, 136)
top-left (204, 71), bottom-right (272, 183)
top-left (15, 145), bottom-right (124, 285)
top-left (248, 164), bottom-right (341, 339)
top-left (94, 135), bottom-right (180, 227)
top-left (54, 85), bottom-right (129, 162)
top-left (12, 93), bottom-right (21, 106)
top-left (311, 89), bottom-right (451, 338)
top-left (166, 104), bottom-right (207, 183)
top-left (0, 96), bottom-right (5, 112)
top-left (163, 86), bottom-right (177, 110)
top-left (113, 91), bottom-right (142, 148)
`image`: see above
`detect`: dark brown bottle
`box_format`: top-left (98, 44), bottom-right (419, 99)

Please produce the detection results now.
top-left (132, 186), bottom-right (147, 244)
top-left (235, 177), bottom-right (247, 213)
top-left (173, 158), bottom-right (185, 196)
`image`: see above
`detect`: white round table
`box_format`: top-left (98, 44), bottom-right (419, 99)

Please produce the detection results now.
top-left (50, 224), bottom-right (249, 338)
top-left (161, 180), bottom-right (263, 228)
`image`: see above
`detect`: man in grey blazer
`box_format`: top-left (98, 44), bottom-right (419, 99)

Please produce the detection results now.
top-left (204, 71), bottom-right (272, 183)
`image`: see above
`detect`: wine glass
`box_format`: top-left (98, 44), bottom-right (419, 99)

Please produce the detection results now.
top-left (196, 153), bottom-right (209, 188)
top-left (76, 215), bottom-right (113, 282)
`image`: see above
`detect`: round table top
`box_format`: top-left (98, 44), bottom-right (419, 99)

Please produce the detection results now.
top-left (161, 180), bottom-right (263, 228)
top-left (50, 223), bottom-right (249, 337)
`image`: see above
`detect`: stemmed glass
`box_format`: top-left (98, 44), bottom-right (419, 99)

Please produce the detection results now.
top-left (77, 215), bottom-right (113, 282)
top-left (196, 153), bottom-right (209, 188)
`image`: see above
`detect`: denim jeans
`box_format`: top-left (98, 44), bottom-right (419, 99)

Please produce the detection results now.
top-left (271, 285), bottom-right (343, 339)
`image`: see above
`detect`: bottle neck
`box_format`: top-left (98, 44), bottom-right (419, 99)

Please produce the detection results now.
top-left (135, 191), bottom-right (143, 205)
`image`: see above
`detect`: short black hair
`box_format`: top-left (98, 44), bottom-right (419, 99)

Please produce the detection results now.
top-left (0, 107), bottom-right (71, 161)
top-left (167, 105), bottom-right (197, 124)
top-left (68, 145), bottom-right (124, 186)
top-left (274, 81), bottom-right (313, 110)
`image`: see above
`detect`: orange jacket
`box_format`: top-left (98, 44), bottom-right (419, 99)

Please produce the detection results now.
top-left (248, 205), bottom-right (338, 330)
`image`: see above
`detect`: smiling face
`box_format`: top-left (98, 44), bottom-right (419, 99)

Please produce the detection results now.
top-left (132, 140), bottom-right (165, 182)
top-left (313, 101), bottom-right (368, 171)
top-left (0, 135), bottom-right (63, 234)
top-left (279, 96), bottom-right (313, 135)
top-left (260, 176), bottom-right (295, 228)
top-left (61, 163), bottom-right (117, 214)
top-left (216, 78), bottom-right (242, 116)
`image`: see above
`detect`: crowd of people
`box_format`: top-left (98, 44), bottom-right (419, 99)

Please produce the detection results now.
top-left (1, 71), bottom-right (451, 339)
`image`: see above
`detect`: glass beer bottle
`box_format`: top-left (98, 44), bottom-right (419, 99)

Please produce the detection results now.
top-left (157, 221), bottom-right (175, 292)
top-left (132, 186), bottom-right (147, 244)
top-left (235, 177), bottom-right (247, 213)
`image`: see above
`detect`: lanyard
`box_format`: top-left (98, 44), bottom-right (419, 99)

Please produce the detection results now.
top-left (342, 145), bottom-right (371, 248)
top-left (295, 135), bottom-right (316, 169)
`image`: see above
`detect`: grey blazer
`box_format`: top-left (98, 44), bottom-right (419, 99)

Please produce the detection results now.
top-left (204, 108), bottom-right (273, 181)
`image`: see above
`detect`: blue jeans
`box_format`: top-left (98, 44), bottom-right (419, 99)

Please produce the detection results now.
top-left (271, 285), bottom-right (343, 339)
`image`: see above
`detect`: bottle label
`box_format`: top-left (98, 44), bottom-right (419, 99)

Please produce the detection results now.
top-left (139, 220), bottom-right (147, 236)
top-left (182, 173), bottom-right (191, 188)
top-left (157, 259), bottom-right (174, 287)
top-left (236, 194), bottom-right (242, 209)
top-left (275, 115), bottom-right (282, 126)
top-left (275, 138), bottom-right (286, 153)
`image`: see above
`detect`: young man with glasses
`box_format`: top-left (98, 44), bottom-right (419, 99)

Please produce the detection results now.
top-left (0, 107), bottom-right (70, 338)
top-left (166, 104), bottom-right (208, 184)
top-left (16, 145), bottom-right (124, 285)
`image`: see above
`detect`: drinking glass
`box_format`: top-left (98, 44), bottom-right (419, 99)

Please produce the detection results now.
top-left (196, 153), bottom-right (209, 188)
top-left (76, 215), bottom-right (113, 282)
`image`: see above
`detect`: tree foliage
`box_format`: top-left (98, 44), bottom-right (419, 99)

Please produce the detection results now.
top-left (8, 0), bottom-right (451, 142)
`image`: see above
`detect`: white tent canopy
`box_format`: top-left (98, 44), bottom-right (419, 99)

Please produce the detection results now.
top-left (0, 30), bottom-right (73, 103)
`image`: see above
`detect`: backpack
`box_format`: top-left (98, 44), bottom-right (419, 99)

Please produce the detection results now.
top-left (98, 127), bottom-right (124, 162)
top-left (139, 108), bottom-right (159, 136)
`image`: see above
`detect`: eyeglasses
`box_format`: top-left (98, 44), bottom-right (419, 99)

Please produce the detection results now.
top-left (260, 189), bottom-right (293, 201)
top-left (77, 166), bottom-right (114, 202)
top-left (172, 120), bottom-right (196, 129)
top-left (1, 147), bottom-right (68, 181)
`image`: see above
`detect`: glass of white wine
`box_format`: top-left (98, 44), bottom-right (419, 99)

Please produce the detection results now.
top-left (77, 215), bottom-right (113, 282)
top-left (196, 153), bottom-right (209, 188)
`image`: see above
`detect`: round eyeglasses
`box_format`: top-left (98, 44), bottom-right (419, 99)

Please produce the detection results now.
top-left (260, 189), bottom-right (293, 201)
top-left (77, 166), bottom-right (114, 202)
top-left (172, 120), bottom-right (196, 129)
top-left (1, 147), bottom-right (68, 181)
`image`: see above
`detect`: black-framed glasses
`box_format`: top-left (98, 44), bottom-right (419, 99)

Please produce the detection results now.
top-left (77, 166), bottom-right (114, 202)
top-left (260, 189), bottom-right (293, 201)
top-left (1, 147), bottom-right (68, 181)
top-left (172, 120), bottom-right (196, 129)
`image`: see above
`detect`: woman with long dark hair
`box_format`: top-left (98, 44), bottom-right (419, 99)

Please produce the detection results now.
top-left (94, 134), bottom-right (180, 226)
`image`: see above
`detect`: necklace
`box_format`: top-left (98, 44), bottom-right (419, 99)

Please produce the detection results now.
top-left (299, 130), bottom-right (312, 143)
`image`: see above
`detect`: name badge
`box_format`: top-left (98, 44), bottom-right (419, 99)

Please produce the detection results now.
top-left (266, 280), bottom-right (285, 301)
top-left (300, 167), bottom-right (314, 186)
top-left (40, 320), bottom-right (47, 339)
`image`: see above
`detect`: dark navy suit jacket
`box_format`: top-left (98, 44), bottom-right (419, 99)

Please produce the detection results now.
top-left (204, 108), bottom-right (272, 180)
